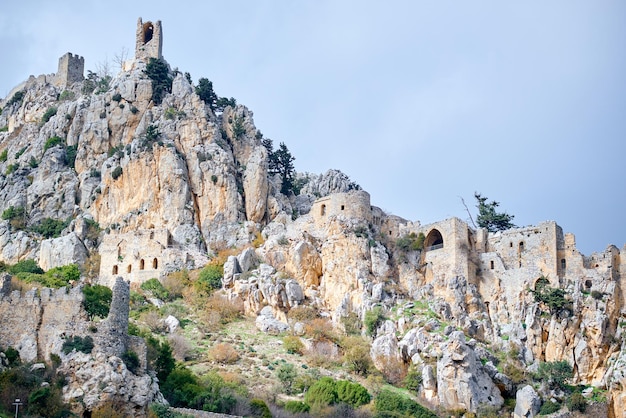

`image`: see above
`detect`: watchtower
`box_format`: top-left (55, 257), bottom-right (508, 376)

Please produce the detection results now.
top-left (55, 52), bottom-right (84, 87)
top-left (135, 17), bottom-right (163, 61)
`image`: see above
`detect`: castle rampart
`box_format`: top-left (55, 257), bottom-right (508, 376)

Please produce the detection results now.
top-left (311, 190), bottom-right (373, 226)
top-left (54, 52), bottom-right (84, 87)
top-left (135, 17), bottom-right (163, 61)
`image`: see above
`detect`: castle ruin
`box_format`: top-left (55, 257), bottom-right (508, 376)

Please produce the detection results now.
top-left (135, 17), bottom-right (163, 61)
top-left (54, 52), bottom-right (84, 87)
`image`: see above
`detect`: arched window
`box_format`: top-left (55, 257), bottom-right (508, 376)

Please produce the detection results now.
top-left (127, 265), bottom-right (132, 273)
top-left (143, 23), bottom-right (154, 43)
top-left (112, 265), bottom-right (118, 275)
top-left (153, 258), bottom-right (158, 269)
top-left (321, 204), bottom-right (326, 216)
top-left (140, 259), bottom-right (145, 270)
top-left (424, 229), bottom-right (444, 251)
top-left (560, 259), bottom-right (566, 270)
top-left (519, 242), bottom-right (524, 252)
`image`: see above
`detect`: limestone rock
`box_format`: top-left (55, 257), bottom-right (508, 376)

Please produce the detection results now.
top-left (255, 306), bottom-right (289, 334)
top-left (39, 232), bottom-right (89, 271)
top-left (513, 385), bottom-right (541, 418)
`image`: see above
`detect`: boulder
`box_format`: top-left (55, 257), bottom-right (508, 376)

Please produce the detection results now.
top-left (255, 306), bottom-right (289, 334)
top-left (513, 385), bottom-right (541, 418)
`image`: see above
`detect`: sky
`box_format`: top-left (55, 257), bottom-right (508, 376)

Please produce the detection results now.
top-left (1, 1), bottom-right (625, 255)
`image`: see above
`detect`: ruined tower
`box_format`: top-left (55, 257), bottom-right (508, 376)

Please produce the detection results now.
top-left (55, 52), bottom-right (84, 87)
top-left (135, 17), bottom-right (163, 61)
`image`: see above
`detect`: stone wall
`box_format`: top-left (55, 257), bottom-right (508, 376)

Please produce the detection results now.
top-left (311, 190), bottom-right (372, 226)
top-left (135, 17), bottom-right (163, 61)
top-left (54, 52), bottom-right (84, 87)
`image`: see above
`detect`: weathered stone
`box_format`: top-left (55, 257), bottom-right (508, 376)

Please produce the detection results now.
top-left (513, 385), bottom-right (541, 418)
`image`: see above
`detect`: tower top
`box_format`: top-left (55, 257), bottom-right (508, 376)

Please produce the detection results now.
top-left (135, 18), bottom-right (163, 61)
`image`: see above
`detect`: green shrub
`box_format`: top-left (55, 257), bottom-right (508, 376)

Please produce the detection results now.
top-left (396, 232), bottom-right (425, 252)
top-left (32, 217), bottom-right (70, 238)
top-left (0, 149), bottom-right (7, 162)
top-left (0, 125), bottom-right (7, 132)
top-left (141, 278), bottom-right (170, 300)
top-left (146, 337), bottom-right (176, 383)
top-left (149, 403), bottom-right (194, 418)
top-left (145, 58), bottom-right (172, 105)
top-left (284, 400), bottom-right (310, 414)
top-left (531, 277), bottom-right (572, 315)
top-left (539, 399), bottom-right (560, 415)
top-left (249, 398), bottom-right (272, 418)
top-left (364, 306), bottom-right (385, 337)
top-left (336, 379), bottom-right (371, 407)
top-left (28, 156), bottom-right (38, 168)
top-left (111, 166), bottom-right (123, 179)
top-left (41, 106), bottom-right (58, 124)
top-left (536, 360), bottom-right (573, 390)
top-left (7, 90), bottom-right (25, 106)
top-left (232, 115), bottom-right (245, 138)
top-left (82, 284), bottom-right (113, 320)
top-left (62, 335), bottom-right (94, 354)
top-left (216, 97), bottom-right (236, 111)
top-left (404, 365), bottom-right (423, 391)
top-left (195, 78), bottom-right (217, 110)
top-left (566, 392), bottom-right (586, 412)
top-left (65, 144), bottom-right (78, 168)
top-left (196, 264), bottom-right (223, 293)
top-left (59, 90), bottom-right (75, 101)
top-left (276, 363), bottom-right (298, 394)
top-left (9, 259), bottom-right (44, 275)
top-left (45, 264), bottom-right (81, 285)
top-left (2, 205), bottom-right (25, 221)
top-left (283, 335), bottom-right (304, 355)
top-left (375, 389), bottom-right (437, 418)
top-left (161, 367), bottom-right (236, 413)
top-left (3, 347), bottom-right (21, 366)
top-left (591, 290), bottom-right (604, 300)
top-left (112, 93), bottom-right (122, 102)
top-left (122, 350), bottom-right (140, 374)
top-left (5, 163), bottom-right (18, 175)
top-left (304, 377), bottom-right (337, 407)
top-left (15, 146), bottom-right (26, 159)
top-left (44, 136), bottom-right (64, 152)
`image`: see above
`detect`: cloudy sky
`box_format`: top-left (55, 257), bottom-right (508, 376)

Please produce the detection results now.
top-left (1, 1), bottom-right (624, 255)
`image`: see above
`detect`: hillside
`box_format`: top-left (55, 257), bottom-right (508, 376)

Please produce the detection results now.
top-left (0, 17), bottom-right (625, 418)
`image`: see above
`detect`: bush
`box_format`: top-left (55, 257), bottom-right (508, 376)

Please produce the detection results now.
top-left (32, 217), bottom-right (70, 238)
top-left (304, 318), bottom-right (336, 342)
top-left (40, 106), bottom-right (58, 124)
top-left (196, 293), bottom-right (242, 331)
top-left (122, 350), bottom-right (140, 374)
top-left (3, 347), bottom-right (21, 366)
top-left (62, 335), bottom-right (94, 354)
top-left (82, 284), bottom-right (113, 320)
top-left (5, 163), bottom-right (18, 175)
top-left (364, 306), bottom-right (385, 337)
top-left (276, 363), bottom-right (298, 394)
top-left (145, 58), bottom-right (172, 105)
top-left (336, 379), bottom-right (371, 407)
top-left (9, 259), bottom-right (43, 275)
top-left (195, 78), bottom-right (217, 110)
top-left (112, 93), bottom-right (122, 102)
top-left (2, 205), bottom-right (26, 230)
top-left (7, 90), bottom-right (25, 106)
top-left (375, 388), bottom-right (437, 418)
top-left (141, 278), bottom-right (170, 300)
top-left (161, 367), bottom-right (236, 413)
top-left (146, 337), bottom-right (176, 383)
top-left (404, 365), bottom-right (423, 391)
top-left (65, 144), bottom-right (78, 168)
top-left (288, 305), bottom-right (318, 322)
top-left (531, 277), bottom-right (572, 315)
top-left (15, 146), bottom-right (26, 159)
top-left (44, 136), bottom-right (64, 152)
top-left (341, 312), bottom-right (362, 335)
top-left (341, 336), bottom-right (373, 376)
top-left (539, 399), bottom-right (560, 415)
top-left (566, 392), bottom-right (587, 412)
top-left (28, 156), bottom-right (38, 168)
top-left (0, 149), bottom-right (7, 162)
top-left (284, 400), bottom-right (310, 413)
top-left (396, 232), bottom-right (425, 252)
top-left (536, 360), bottom-right (573, 390)
top-left (591, 290), bottom-right (604, 300)
top-left (208, 343), bottom-right (239, 364)
top-left (196, 264), bottom-right (223, 293)
top-left (249, 398), bottom-right (272, 418)
top-left (111, 166), bottom-right (123, 180)
top-left (304, 377), bottom-right (337, 407)
top-left (283, 335), bottom-right (304, 355)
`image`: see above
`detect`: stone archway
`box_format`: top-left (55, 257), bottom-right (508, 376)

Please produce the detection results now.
top-left (142, 23), bottom-right (154, 44)
top-left (424, 229), bottom-right (444, 250)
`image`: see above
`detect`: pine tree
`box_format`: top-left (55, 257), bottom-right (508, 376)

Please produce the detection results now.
top-left (475, 192), bottom-right (516, 232)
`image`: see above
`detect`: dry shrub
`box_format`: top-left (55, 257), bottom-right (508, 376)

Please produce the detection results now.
top-left (304, 318), bottom-right (337, 342)
top-left (341, 336), bottom-right (373, 375)
top-left (162, 270), bottom-right (190, 299)
top-left (378, 356), bottom-right (408, 385)
top-left (305, 340), bottom-right (341, 368)
top-left (218, 371), bottom-right (245, 386)
top-left (168, 333), bottom-right (192, 361)
top-left (139, 310), bottom-right (165, 333)
top-left (199, 293), bottom-right (243, 331)
top-left (208, 343), bottom-right (239, 364)
top-left (288, 305), bottom-right (318, 323)
top-left (84, 253), bottom-right (101, 281)
top-left (91, 401), bottom-right (127, 418)
top-left (210, 247), bottom-right (240, 267)
top-left (9, 277), bottom-right (36, 292)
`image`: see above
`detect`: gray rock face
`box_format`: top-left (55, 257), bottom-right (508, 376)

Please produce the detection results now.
top-left (513, 385), bottom-right (541, 418)
top-left (299, 169), bottom-right (360, 198)
top-left (436, 331), bottom-right (503, 412)
top-left (39, 232), bottom-right (89, 271)
top-left (255, 305), bottom-right (289, 334)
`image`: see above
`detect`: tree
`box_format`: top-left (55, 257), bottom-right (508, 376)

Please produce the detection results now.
top-left (145, 58), bottom-right (172, 105)
top-left (537, 360), bottom-right (573, 390)
top-left (271, 142), bottom-right (296, 195)
top-left (195, 78), bottom-right (217, 110)
top-left (82, 284), bottom-right (113, 320)
top-left (475, 192), bottom-right (516, 232)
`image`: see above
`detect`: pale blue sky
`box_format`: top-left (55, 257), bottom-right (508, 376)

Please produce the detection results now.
top-left (1, 1), bottom-right (625, 255)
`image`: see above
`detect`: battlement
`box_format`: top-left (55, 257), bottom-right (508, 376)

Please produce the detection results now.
top-left (135, 17), bottom-right (163, 61)
top-left (55, 52), bottom-right (84, 87)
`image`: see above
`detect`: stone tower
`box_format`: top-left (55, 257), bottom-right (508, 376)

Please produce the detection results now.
top-left (135, 17), bottom-right (163, 61)
top-left (55, 52), bottom-right (84, 87)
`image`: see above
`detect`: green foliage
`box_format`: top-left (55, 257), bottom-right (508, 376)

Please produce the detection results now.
top-left (404, 365), bottom-right (423, 391)
top-left (29, 156), bottom-right (38, 168)
top-left (396, 232), bottom-right (425, 252)
top-left (149, 403), bottom-right (194, 418)
top-left (364, 306), bottom-right (385, 337)
top-left (304, 377), bottom-right (338, 407)
top-left (8, 259), bottom-right (43, 275)
top-left (249, 398), bottom-right (272, 418)
top-left (44, 136), bottom-right (64, 152)
top-left (284, 400), bottom-right (310, 413)
top-left (539, 399), bottom-right (560, 415)
top-left (216, 97), bottom-right (236, 111)
top-left (232, 115), bottom-right (246, 138)
top-left (141, 278), bottom-right (170, 300)
top-left (3, 347), bottom-right (20, 366)
top-left (342, 312), bottom-right (362, 335)
top-left (7, 90), bottom-right (25, 106)
top-left (531, 278), bottom-right (572, 315)
top-left (2, 206), bottom-right (26, 228)
top-left (121, 350), bottom-right (140, 374)
top-left (566, 392), bottom-right (586, 412)
top-left (46, 263), bottom-right (80, 284)
top-left (16, 263), bottom-right (80, 288)
top-left (32, 217), bottom-right (70, 238)
top-left (265, 139), bottom-right (296, 195)
top-left (15, 146), bottom-right (26, 159)
top-left (112, 93), bottom-right (122, 102)
top-left (283, 335), bottom-right (304, 355)
top-left (591, 290), bottom-right (604, 300)
top-left (195, 78), bottom-right (217, 110)
top-left (59, 90), bottom-right (75, 101)
top-left (62, 335), bottom-right (94, 354)
top-left (111, 166), bottom-right (123, 180)
top-left (161, 367), bottom-right (236, 413)
top-left (41, 106), bottom-right (58, 124)
top-left (145, 58), bottom-right (173, 105)
top-left (276, 363), bottom-right (298, 394)
top-left (65, 144), bottom-right (78, 168)
top-left (196, 264), bottom-right (223, 294)
top-left (375, 389), bottom-right (437, 418)
top-left (475, 192), bottom-right (516, 232)
top-left (82, 70), bottom-right (112, 94)
top-left (0, 149), bottom-right (7, 162)
top-left (82, 284), bottom-right (113, 320)
top-left (146, 337), bottom-right (176, 383)
top-left (341, 336), bottom-right (373, 375)
top-left (335, 379), bottom-right (371, 407)
top-left (536, 360), bottom-right (573, 390)
top-left (5, 163), bottom-right (18, 175)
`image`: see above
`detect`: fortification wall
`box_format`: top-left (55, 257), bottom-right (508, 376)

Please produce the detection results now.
top-left (0, 276), bottom-right (88, 362)
top-left (54, 52), bottom-right (84, 87)
top-left (135, 18), bottom-right (163, 61)
top-left (311, 190), bottom-right (372, 226)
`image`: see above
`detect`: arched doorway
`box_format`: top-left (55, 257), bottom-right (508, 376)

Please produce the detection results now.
top-left (153, 258), bottom-right (158, 269)
top-left (424, 229), bottom-right (444, 250)
top-left (140, 259), bottom-right (145, 270)
top-left (112, 265), bottom-right (118, 275)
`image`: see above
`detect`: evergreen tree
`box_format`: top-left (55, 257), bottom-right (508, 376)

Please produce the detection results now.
top-left (195, 78), bottom-right (217, 110)
top-left (273, 142), bottom-right (295, 195)
top-left (475, 192), bottom-right (516, 232)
